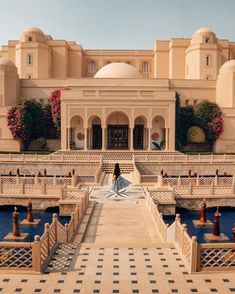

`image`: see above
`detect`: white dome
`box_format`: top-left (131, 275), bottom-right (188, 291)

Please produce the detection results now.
top-left (21, 27), bottom-right (46, 43)
top-left (94, 62), bottom-right (142, 78)
top-left (219, 60), bottom-right (235, 73)
top-left (191, 27), bottom-right (217, 45)
top-left (23, 27), bottom-right (45, 35)
top-left (193, 27), bottom-right (215, 35)
top-left (0, 57), bottom-right (15, 67)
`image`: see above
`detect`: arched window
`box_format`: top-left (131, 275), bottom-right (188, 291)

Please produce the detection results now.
top-left (142, 61), bottom-right (149, 73)
top-left (27, 54), bottom-right (33, 65)
top-left (205, 55), bottom-right (211, 67)
top-left (87, 61), bottom-right (97, 73)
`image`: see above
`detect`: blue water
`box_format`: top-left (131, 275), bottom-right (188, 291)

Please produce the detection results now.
top-left (164, 207), bottom-right (235, 243)
top-left (0, 206), bottom-right (70, 242)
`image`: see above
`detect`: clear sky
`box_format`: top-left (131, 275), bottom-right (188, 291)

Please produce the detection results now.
top-left (0, 0), bottom-right (235, 49)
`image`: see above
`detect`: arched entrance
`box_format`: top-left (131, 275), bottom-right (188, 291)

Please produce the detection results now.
top-left (88, 116), bottom-right (102, 149)
top-left (151, 116), bottom-right (165, 150)
top-left (134, 116), bottom-right (147, 149)
top-left (70, 116), bottom-right (85, 149)
top-left (106, 112), bottom-right (129, 149)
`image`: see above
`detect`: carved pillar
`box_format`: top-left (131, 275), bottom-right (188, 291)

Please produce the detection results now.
top-left (84, 128), bottom-right (88, 150)
top-left (147, 128), bottom-right (151, 151)
top-left (102, 128), bottom-right (106, 151)
top-left (68, 127), bottom-right (71, 150)
top-left (130, 128), bottom-right (133, 151)
top-left (165, 128), bottom-right (169, 150)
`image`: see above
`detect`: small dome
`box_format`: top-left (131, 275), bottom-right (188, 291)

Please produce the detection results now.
top-left (20, 27), bottom-right (46, 43)
top-left (94, 62), bottom-right (142, 78)
top-left (193, 27), bottom-right (215, 36)
top-left (0, 57), bottom-right (16, 67)
top-left (219, 60), bottom-right (235, 73)
top-left (191, 27), bottom-right (217, 45)
top-left (23, 27), bottom-right (45, 35)
top-left (0, 57), bottom-right (17, 74)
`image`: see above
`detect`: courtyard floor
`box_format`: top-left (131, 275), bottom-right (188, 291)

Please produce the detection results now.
top-left (0, 174), bottom-right (234, 293)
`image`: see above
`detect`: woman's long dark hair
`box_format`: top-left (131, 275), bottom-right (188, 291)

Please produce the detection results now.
top-left (113, 163), bottom-right (121, 178)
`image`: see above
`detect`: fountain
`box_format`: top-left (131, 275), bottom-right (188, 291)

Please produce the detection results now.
top-left (193, 199), bottom-right (213, 227)
top-left (204, 207), bottom-right (229, 241)
top-left (4, 207), bottom-right (28, 240)
top-left (21, 199), bottom-right (40, 225)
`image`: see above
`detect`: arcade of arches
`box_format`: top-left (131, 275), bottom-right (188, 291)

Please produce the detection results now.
top-left (67, 112), bottom-right (169, 150)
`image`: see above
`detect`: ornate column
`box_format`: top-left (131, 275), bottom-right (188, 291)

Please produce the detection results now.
top-left (129, 128), bottom-right (133, 151)
top-left (68, 127), bottom-right (71, 150)
top-left (165, 128), bottom-right (169, 150)
top-left (84, 128), bottom-right (88, 150)
top-left (147, 128), bottom-right (151, 151)
top-left (102, 127), bottom-right (106, 150)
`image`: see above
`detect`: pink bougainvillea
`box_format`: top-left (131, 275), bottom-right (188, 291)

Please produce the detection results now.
top-left (49, 90), bottom-right (61, 136)
top-left (207, 116), bottom-right (224, 139)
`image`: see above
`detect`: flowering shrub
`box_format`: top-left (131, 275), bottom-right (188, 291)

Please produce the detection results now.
top-left (187, 126), bottom-right (206, 143)
top-left (50, 90), bottom-right (61, 136)
top-left (7, 99), bottom-right (57, 148)
top-left (42, 104), bottom-right (57, 139)
top-left (7, 100), bottom-right (33, 146)
top-left (193, 101), bottom-right (224, 142)
top-left (207, 116), bottom-right (224, 140)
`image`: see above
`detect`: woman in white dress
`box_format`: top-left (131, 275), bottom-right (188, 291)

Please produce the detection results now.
top-left (111, 163), bottom-right (131, 195)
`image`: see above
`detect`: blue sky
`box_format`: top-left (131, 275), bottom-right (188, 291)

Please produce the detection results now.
top-left (0, 0), bottom-right (235, 49)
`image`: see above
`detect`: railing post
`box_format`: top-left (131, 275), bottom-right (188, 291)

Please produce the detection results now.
top-left (158, 174), bottom-right (163, 187)
top-left (53, 175), bottom-right (57, 185)
top-left (59, 186), bottom-right (63, 199)
top-left (35, 175), bottom-right (38, 185)
top-left (232, 182), bottom-right (235, 194)
top-left (71, 174), bottom-right (77, 187)
top-left (75, 203), bottom-right (80, 223)
top-left (190, 236), bottom-right (198, 273)
top-left (196, 175), bottom-right (199, 186)
top-left (177, 175), bottom-right (181, 186)
top-left (33, 235), bottom-right (41, 273)
top-left (21, 181), bottom-right (25, 194)
top-left (188, 182), bottom-right (192, 195)
top-left (44, 223), bottom-right (50, 256)
top-left (210, 154), bottom-right (213, 164)
top-left (72, 212), bottom-right (75, 233)
top-left (210, 182), bottom-right (214, 195)
top-left (182, 224), bottom-right (188, 253)
top-left (171, 187), bottom-right (175, 200)
top-left (41, 181), bottom-right (46, 194)
top-left (16, 174), bottom-right (20, 185)
top-left (214, 175), bottom-right (218, 186)
top-left (85, 188), bottom-right (89, 208)
top-left (65, 223), bottom-right (69, 243)
top-left (53, 213), bottom-right (58, 243)
top-left (0, 181), bottom-right (2, 193)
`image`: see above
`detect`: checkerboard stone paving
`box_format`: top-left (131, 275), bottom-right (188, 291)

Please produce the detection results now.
top-left (0, 186), bottom-right (234, 293)
top-left (0, 245), bottom-right (234, 293)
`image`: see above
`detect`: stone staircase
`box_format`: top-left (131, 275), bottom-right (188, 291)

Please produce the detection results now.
top-left (102, 161), bottom-right (134, 173)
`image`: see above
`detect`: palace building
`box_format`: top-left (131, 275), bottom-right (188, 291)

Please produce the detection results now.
top-left (0, 27), bottom-right (235, 152)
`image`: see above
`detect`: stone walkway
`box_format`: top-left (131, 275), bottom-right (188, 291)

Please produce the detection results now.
top-left (0, 176), bottom-right (234, 293)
